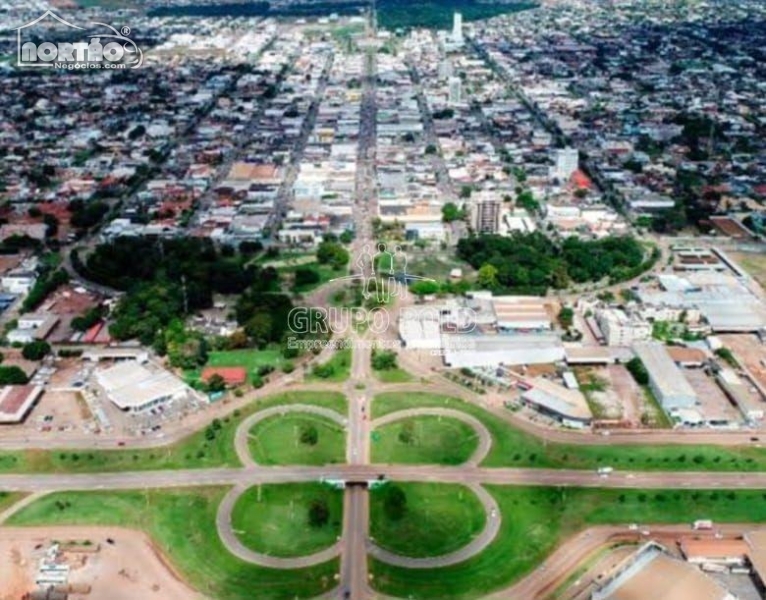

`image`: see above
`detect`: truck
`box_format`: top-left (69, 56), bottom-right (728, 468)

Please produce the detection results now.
top-left (597, 466), bottom-right (614, 476)
top-left (693, 519), bottom-right (714, 530)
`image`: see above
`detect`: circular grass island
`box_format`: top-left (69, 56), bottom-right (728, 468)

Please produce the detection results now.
top-left (370, 482), bottom-right (486, 558)
top-left (248, 413), bottom-right (346, 466)
top-left (230, 483), bottom-right (343, 557)
top-left (371, 415), bottom-right (480, 465)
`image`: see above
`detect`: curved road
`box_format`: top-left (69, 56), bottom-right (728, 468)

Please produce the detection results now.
top-left (215, 483), bottom-right (342, 569)
top-left (368, 483), bottom-right (500, 568)
top-left (234, 404), bottom-right (348, 467)
top-left (371, 408), bottom-right (492, 466)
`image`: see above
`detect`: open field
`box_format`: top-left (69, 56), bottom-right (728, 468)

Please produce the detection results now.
top-left (231, 484), bottom-right (343, 557)
top-left (369, 483), bottom-right (485, 558)
top-left (186, 348), bottom-right (285, 385)
top-left (248, 414), bottom-right (346, 465)
top-left (6, 488), bottom-right (339, 600)
top-left (0, 392), bottom-right (346, 474)
top-left (370, 485), bottom-right (766, 599)
top-left (371, 415), bottom-right (479, 465)
top-left (373, 366), bottom-right (415, 383)
top-left (730, 251), bottom-right (766, 288)
top-left (373, 392), bottom-right (766, 472)
top-left (306, 347), bottom-right (352, 383)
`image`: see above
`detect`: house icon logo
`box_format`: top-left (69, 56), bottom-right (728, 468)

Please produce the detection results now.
top-left (16, 10), bottom-right (143, 70)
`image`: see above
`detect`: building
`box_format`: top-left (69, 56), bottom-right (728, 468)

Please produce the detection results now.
top-left (632, 342), bottom-right (698, 411)
top-left (596, 308), bottom-right (652, 347)
top-left (554, 147), bottom-right (579, 182)
top-left (472, 197), bottom-right (501, 233)
top-left (201, 367), bottom-right (247, 387)
top-left (7, 314), bottom-right (59, 344)
top-left (452, 12), bottom-right (463, 45)
top-left (95, 361), bottom-right (196, 414)
top-left (520, 376), bottom-right (592, 427)
top-left (448, 76), bottom-right (463, 105)
top-left (443, 332), bottom-right (565, 368)
top-left (592, 542), bottom-right (735, 600)
top-left (0, 385), bottom-right (44, 424)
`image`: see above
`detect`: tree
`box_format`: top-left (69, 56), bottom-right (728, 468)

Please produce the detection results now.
top-left (294, 267), bottom-right (321, 288)
top-left (459, 185), bottom-right (472, 199)
top-left (626, 357), bottom-right (649, 386)
top-left (410, 280), bottom-right (440, 296)
top-left (207, 374), bottom-right (226, 393)
top-left (371, 349), bottom-right (398, 371)
top-left (441, 202), bottom-right (464, 223)
top-left (308, 498), bottom-right (330, 528)
top-left (558, 306), bottom-right (574, 329)
top-left (300, 424), bottom-right (319, 446)
top-left (316, 241), bottom-right (350, 270)
top-left (0, 366), bottom-right (28, 385)
top-left (477, 263), bottom-right (499, 290)
top-left (398, 421), bottom-right (415, 445)
top-left (22, 341), bottom-right (51, 361)
top-left (383, 486), bottom-right (407, 521)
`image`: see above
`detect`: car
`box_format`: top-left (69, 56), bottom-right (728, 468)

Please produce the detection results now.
top-left (751, 437), bottom-right (760, 442)
top-left (117, 441), bottom-right (126, 447)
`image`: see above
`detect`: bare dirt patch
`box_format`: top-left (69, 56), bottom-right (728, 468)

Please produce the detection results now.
top-left (0, 526), bottom-right (202, 600)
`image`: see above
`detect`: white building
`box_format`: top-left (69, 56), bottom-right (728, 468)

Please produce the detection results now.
top-left (95, 361), bottom-right (198, 414)
top-left (448, 76), bottom-right (463, 105)
top-left (596, 308), bottom-right (652, 347)
top-left (452, 12), bottom-right (463, 45)
top-left (632, 342), bottom-right (698, 412)
top-left (554, 147), bottom-right (579, 182)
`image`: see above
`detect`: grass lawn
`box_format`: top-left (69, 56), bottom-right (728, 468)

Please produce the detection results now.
top-left (186, 348), bottom-right (285, 385)
top-left (248, 414), bottom-right (346, 465)
top-left (7, 488), bottom-right (338, 600)
top-left (371, 485), bottom-right (766, 599)
top-left (0, 391), bottom-right (347, 474)
top-left (370, 483), bottom-right (485, 558)
top-left (0, 491), bottom-right (25, 514)
top-left (373, 392), bottom-right (766, 472)
top-left (231, 483), bottom-right (343, 557)
top-left (371, 416), bottom-right (479, 465)
top-left (306, 347), bottom-right (352, 383)
top-left (374, 367), bottom-right (414, 383)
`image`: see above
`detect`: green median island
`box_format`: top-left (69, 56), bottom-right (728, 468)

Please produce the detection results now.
top-left (0, 391), bottom-right (347, 474)
top-left (370, 482), bottom-right (486, 558)
top-left (374, 392), bottom-right (766, 472)
top-left (371, 415), bottom-right (479, 465)
top-left (370, 485), bottom-right (766, 599)
top-left (248, 413), bottom-right (346, 465)
top-left (231, 483), bottom-right (343, 557)
top-left (6, 487), bottom-right (339, 600)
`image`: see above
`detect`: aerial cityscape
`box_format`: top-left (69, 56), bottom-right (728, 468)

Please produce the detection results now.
top-left (1, 0), bottom-right (766, 598)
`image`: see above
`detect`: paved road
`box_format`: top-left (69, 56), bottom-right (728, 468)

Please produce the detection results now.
top-left (368, 483), bottom-right (500, 568)
top-left (215, 483), bottom-right (342, 569)
top-left (371, 408), bottom-right (492, 466)
top-left (234, 404), bottom-right (347, 467)
top-left (5, 464), bottom-right (766, 493)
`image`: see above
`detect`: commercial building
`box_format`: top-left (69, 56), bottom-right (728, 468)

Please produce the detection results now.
top-left (471, 196), bottom-right (501, 233)
top-left (632, 342), bottom-right (698, 412)
top-left (95, 361), bottom-right (196, 414)
top-left (448, 76), bottom-right (463, 105)
top-left (592, 542), bottom-right (735, 600)
top-left (520, 376), bottom-right (592, 427)
top-left (0, 385), bottom-right (44, 424)
top-left (596, 308), bottom-right (652, 347)
top-left (553, 147), bottom-right (579, 182)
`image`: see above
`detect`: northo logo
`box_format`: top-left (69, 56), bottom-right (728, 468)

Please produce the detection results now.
top-left (16, 10), bottom-right (143, 70)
